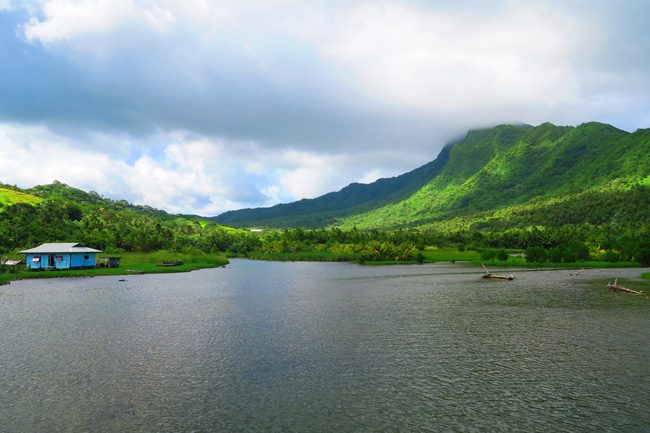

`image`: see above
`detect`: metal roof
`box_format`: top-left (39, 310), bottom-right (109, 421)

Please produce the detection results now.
top-left (19, 243), bottom-right (103, 254)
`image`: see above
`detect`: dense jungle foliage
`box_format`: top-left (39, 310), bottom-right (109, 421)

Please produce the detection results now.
top-left (1, 181), bottom-right (649, 266)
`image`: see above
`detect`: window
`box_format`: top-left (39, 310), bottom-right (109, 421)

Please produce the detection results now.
top-left (55, 256), bottom-right (63, 262)
top-left (83, 255), bottom-right (90, 260)
top-left (32, 257), bottom-right (40, 262)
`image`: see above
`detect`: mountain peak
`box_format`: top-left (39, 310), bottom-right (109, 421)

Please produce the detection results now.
top-left (213, 121), bottom-right (649, 229)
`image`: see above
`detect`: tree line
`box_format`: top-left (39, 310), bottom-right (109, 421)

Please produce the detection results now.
top-left (1, 198), bottom-right (649, 265)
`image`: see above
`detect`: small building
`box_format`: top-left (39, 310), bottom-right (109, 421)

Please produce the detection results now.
top-left (96, 257), bottom-right (121, 268)
top-left (19, 243), bottom-right (102, 270)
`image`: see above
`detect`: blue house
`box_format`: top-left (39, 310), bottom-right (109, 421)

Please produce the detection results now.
top-left (20, 243), bottom-right (102, 270)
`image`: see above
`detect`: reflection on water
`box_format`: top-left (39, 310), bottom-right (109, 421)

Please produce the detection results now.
top-left (1, 260), bottom-right (649, 432)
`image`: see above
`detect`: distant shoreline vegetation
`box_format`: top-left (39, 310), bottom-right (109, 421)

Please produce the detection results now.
top-left (2, 234), bottom-right (648, 286)
top-left (0, 251), bottom-right (228, 286)
top-left (1, 179), bottom-right (649, 285)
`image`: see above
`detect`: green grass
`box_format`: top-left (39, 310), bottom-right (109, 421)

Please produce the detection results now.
top-left (247, 250), bottom-right (356, 262)
top-left (361, 260), bottom-right (421, 265)
top-left (422, 248), bottom-right (481, 261)
top-left (473, 259), bottom-right (640, 268)
top-left (642, 272), bottom-right (650, 280)
top-left (0, 251), bottom-right (228, 285)
top-left (0, 187), bottom-right (41, 207)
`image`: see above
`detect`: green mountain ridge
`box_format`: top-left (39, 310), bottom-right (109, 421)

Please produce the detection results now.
top-left (340, 122), bottom-right (650, 229)
top-left (213, 121), bottom-right (650, 231)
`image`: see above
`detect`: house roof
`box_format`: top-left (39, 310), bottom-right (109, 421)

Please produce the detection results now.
top-left (19, 243), bottom-right (103, 254)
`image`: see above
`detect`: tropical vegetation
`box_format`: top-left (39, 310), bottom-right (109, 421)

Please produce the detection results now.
top-left (2, 122), bottom-right (650, 271)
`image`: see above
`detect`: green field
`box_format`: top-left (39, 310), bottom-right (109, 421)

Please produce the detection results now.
top-left (0, 187), bottom-right (41, 207)
top-left (246, 250), bottom-right (356, 262)
top-left (0, 251), bottom-right (228, 285)
top-left (422, 248), bottom-right (481, 261)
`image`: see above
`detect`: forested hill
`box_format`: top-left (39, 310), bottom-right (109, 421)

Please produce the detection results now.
top-left (212, 145), bottom-right (452, 228)
top-left (340, 122), bottom-right (650, 230)
top-left (0, 181), bottom-right (251, 253)
top-left (214, 121), bottom-right (650, 230)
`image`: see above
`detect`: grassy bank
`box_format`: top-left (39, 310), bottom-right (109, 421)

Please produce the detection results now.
top-left (422, 248), bottom-right (481, 262)
top-left (476, 258), bottom-right (640, 268)
top-left (245, 247), bottom-right (642, 269)
top-left (0, 251), bottom-right (228, 285)
top-left (642, 272), bottom-right (650, 280)
top-left (246, 250), bottom-right (356, 262)
top-left (246, 247), bottom-right (479, 264)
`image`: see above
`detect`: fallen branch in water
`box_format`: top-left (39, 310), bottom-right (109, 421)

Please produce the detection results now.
top-left (568, 268), bottom-right (584, 277)
top-left (607, 278), bottom-right (645, 295)
top-left (481, 263), bottom-right (514, 280)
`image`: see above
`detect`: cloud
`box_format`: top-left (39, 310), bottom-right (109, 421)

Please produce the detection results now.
top-left (6, 1), bottom-right (647, 139)
top-left (22, 0), bottom-right (175, 43)
top-left (1, 1), bottom-right (649, 215)
top-left (0, 123), bottom-right (399, 214)
top-left (0, 124), bottom-right (252, 214)
top-left (322, 4), bottom-right (577, 110)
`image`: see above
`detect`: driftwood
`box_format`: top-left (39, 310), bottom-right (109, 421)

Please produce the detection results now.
top-left (481, 264), bottom-right (514, 280)
top-left (567, 268), bottom-right (584, 277)
top-left (607, 279), bottom-right (645, 295)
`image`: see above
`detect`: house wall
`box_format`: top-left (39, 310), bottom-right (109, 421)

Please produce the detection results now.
top-left (71, 253), bottom-right (96, 268)
top-left (25, 253), bottom-right (97, 269)
top-left (26, 254), bottom-right (41, 270)
top-left (54, 254), bottom-right (71, 269)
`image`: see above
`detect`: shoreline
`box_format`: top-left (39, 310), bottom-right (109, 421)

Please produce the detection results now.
top-left (0, 257), bottom-right (229, 286)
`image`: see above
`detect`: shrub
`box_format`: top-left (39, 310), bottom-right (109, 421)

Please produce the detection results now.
top-left (525, 246), bottom-right (547, 263)
top-left (480, 249), bottom-right (496, 260)
top-left (548, 247), bottom-right (563, 263)
top-left (603, 250), bottom-right (621, 262)
top-left (562, 240), bottom-right (590, 262)
top-left (636, 240), bottom-right (650, 266)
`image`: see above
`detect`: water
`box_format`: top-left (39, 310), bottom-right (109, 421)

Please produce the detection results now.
top-left (1, 260), bottom-right (649, 432)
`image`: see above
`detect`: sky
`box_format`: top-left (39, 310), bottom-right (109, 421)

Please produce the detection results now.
top-left (1, 0), bottom-right (649, 216)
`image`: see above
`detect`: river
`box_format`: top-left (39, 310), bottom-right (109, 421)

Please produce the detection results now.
top-left (1, 260), bottom-right (649, 432)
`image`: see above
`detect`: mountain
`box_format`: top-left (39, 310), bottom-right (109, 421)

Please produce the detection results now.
top-left (212, 144), bottom-right (452, 228)
top-left (340, 122), bottom-right (650, 229)
top-left (0, 181), bottom-right (244, 252)
top-left (213, 122), bottom-right (650, 230)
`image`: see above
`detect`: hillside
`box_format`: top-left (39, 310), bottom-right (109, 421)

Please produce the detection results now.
top-left (0, 181), bottom-right (247, 253)
top-left (340, 122), bottom-right (650, 229)
top-left (213, 122), bottom-right (650, 230)
top-left (211, 145), bottom-right (452, 228)
top-left (0, 186), bottom-right (41, 207)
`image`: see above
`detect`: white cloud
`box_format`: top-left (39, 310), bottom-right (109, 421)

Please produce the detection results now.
top-left (0, 120), bottom-right (419, 214)
top-left (277, 150), bottom-right (336, 199)
top-left (320, 3), bottom-right (580, 113)
top-left (0, 123), bottom-right (396, 215)
top-left (359, 169), bottom-right (381, 185)
top-left (22, 0), bottom-right (175, 43)
top-left (0, 124), bottom-right (240, 214)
